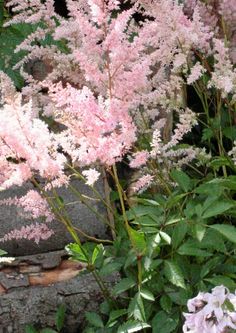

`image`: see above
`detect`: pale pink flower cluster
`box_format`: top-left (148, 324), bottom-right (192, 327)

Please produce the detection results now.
top-left (183, 285), bottom-right (236, 333)
top-left (131, 174), bottom-right (154, 194)
top-left (208, 39), bottom-right (236, 98)
top-left (82, 168), bottom-right (101, 186)
top-left (0, 190), bottom-right (54, 223)
top-left (0, 223), bottom-right (54, 244)
top-left (50, 84), bottom-right (136, 166)
top-left (129, 151), bottom-right (149, 169)
top-left (0, 94), bottom-right (66, 189)
top-left (187, 62), bottom-right (207, 85)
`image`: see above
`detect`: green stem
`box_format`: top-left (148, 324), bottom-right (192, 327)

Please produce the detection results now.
top-left (66, 163), bottom-right (115, 215)
top-left (68, 183), bottom-right (115, 231)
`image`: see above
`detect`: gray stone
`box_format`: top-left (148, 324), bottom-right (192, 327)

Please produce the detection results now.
top-left (0, 250), bottom-right (118, 333)
top-left (0, 178), bottom-right (109, 256)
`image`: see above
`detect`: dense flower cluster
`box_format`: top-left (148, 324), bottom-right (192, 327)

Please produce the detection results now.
top-left (183, 286), bottom-right (236, 333)
top-left (0, 0), bottom-right (235, 238)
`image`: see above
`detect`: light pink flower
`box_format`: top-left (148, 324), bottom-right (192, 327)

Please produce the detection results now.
top-left (82, 168), bottom-right (100, 186)
top-left (129, 151), bottom-right (149, 169)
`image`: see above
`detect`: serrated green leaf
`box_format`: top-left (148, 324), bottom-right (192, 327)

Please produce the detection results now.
top-left (200, 257), bottom-right (222, 278)
top-left (85, 312), bottom-right (104, 328)
top-left (172, 221), bottom-right (188, 249)
top-left (100, 262), bottom-right (123, 276)
top-left (128, 292), bottom-right (146, 321)
top-left (65, 243), bottom-right (88, 263)
top-left (140, 288), bottom-right (155, 301)
top-left (194, 224), bottom-right (206, 242)
top-left (113, 278), bottom-right (136, 295)
top-left (55, 304), bottom-right (65, 331)
top-left (177, 242), bottom-right (212, 257)
top-left (25, 325), bottom-right (38, 333)
top-left (107, 309), bottom-right (127, 327)
top-left (128, 226), bottom-right (146, 255)
top-left (117, 320), bottom-right (150, 333)
top-left (205, 276), bottom-right (236, 290)
top-left (164, 260), bottom-right (186, 289)
top-left (160, 295), bottom-right (172, 313)
top-left (159, 231), bottom-right (171, 245)
top-left (210, 224), bottom-right (236, 244)
top-left (202, 201), bottom-right (234, 219)
top-left (91, 246), bottom-right (99, 265)
top-left (171, 170), bottom-right (191, 192)
top-left (152, 311), bottom-right (178, 333)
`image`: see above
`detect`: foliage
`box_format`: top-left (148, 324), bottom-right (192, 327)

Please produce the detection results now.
top-left (0, 0), bottom-right (235, 332)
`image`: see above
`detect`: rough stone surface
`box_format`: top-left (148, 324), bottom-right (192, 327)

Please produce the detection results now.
top-left (0, 179), bottom-right (109, 256)
top-left (0, 251), bottom-right (118, 333)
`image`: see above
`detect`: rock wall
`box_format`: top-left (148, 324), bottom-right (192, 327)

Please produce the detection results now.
top-left (0, 250), bottom-right (117, 333)
top-left (0, 178), bottom-right (109, 256)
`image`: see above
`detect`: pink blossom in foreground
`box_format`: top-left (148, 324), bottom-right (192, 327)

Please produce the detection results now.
top-left (82, 168), bottom-right (100, 186)
top-left (0, 223), bottom-right (54, 244)
top-left (129, 151), bottom-right (149, 169)
top-left (183, 285), bottom-right (236, 333)
top-left (0, 95), bottom-right (66, 189)
top-left (0, 190), bottom-right (54, 222)
top-left (131, 174), bottom-right (154, 194)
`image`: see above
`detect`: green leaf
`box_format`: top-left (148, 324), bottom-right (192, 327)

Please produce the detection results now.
top-left (100, 262), bottom-right (123, 276)
top-left (152, 311), bottom-right (178, 333)
top-left (113, 278), bottom-right (136, 295)
top-left (205, 276), bottom-right (236, 290)
top-left (172, 221), bottom-right (188, 249)
top-left (117, 320), bottom-right (150, 333)
top-left (210, 224), bottom-right (236, 244)
top-left (200, 257), bottom-right (222, 278)
top-left (160, 295), bottom-right (172, 313)
top-left (91, 245), bottom-right (99, 265)
top-left (171, 170), bottom-right (191, 192)
top-left (128, 226), bottom-right (146, 255)
top-left (177, 242), bottom-right (212, 257)
top-left (85, 312), bottom-right (104, 328)
top-left (159, 231), bottom-right (171, 245)
top-left (193, 224), bottom-right (206, 242)
top-left (65, 243), bottom-right (88, 263)
top-left (0, 249), bottom-right (8, 256)
top-left (40, 330), bottom-right (57, 333)
top-left (164, 260), bottom-right (186, 289)
top-left (223, 126), bottom-right (236, 140)
top-left (224, 299), bottom-right (235, 312)
top-left (210, 157), bottom-right (232, 171)
top-left (202, 201), bottom-right (234, 219)
top-left (202, 128), bottom-right (214, 141)
top-left (55, 304), bottom-right (66, 331)
top-left (25, 325), bottom-right (38, 333)
top-left (128, 292), bottom-right (146, 322)
top-left (107, 309), bottom-right (127, 327)
top-left (140, 288), bottom-right (155, 301)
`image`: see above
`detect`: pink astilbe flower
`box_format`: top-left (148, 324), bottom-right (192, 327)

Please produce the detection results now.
top-left (0, 223), bottom-right (54, 244)
top-left (129, 151), bottom-right (149, 169)
top-left (0, 95), bottom-right (66, 189)
top-left (50, 84), bottom-right (136, 166)
top-left (187, 62), bottom-right (207, 84)
top-left (131, 174), bottom-right (154, 194)
top-left (208, 39), bottom-right (236, 98)
top-left (183, 285), bottom-right (236, 333)
top-left (0, 190), bottom-right (54, 222)
top-left (82, 168), bottom-right (100, 186)
top-left (164, 108), bottom-right (198, 150)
